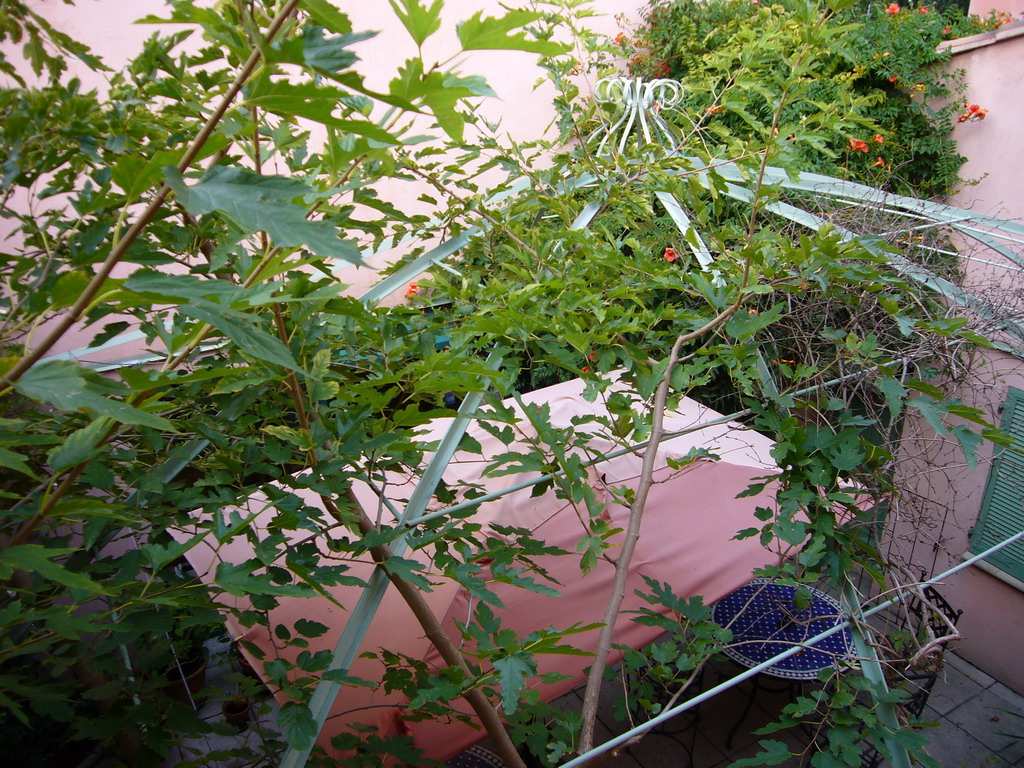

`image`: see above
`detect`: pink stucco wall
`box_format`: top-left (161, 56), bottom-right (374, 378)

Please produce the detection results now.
top-left (893, 21), bottom-right (1024, 694)
top-left (943, 21), bottom-right (1024, 225)
top-left (968, 0), bottom-right (1023, 17)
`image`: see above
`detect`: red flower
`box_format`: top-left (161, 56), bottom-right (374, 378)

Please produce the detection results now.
top-left (872, 156), bottom-right (886, 168)
top-left (848, 138), bottom-right (869, 153)
top-left (943, 25), bottom-right (951, 35)
top-left (581, 366), bottom-right (591, 374)
top-left (885, 3), bottom-right (900, 14)
top-left (406, 282), bottom-right (418, 297)
top-left (873, 134), bottom-right (885, 144)
top-left (958, 102), bottom-right (988, 123)
top-left (663, 246), bottom-right (678, 262)
top-left (889, 74), bottom-right (899, 83)
top-left (919, 6), bottom-right (928, 13)
top-left (614, 32), bottom-right (627, 46)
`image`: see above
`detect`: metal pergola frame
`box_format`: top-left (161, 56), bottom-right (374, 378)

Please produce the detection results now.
top-left (68, 101), bottom-right (1024, 766)
top-left (286, 154), bottom-right (1024, 766)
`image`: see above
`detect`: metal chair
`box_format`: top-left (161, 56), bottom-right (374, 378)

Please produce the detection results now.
top-left (901, 584), bottom-right (964, 638)
top-left (802, 585), bottom-right (962, 767)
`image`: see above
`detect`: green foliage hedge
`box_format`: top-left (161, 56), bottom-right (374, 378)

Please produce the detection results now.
top-left (619, 0), bottom-right (1013, 198)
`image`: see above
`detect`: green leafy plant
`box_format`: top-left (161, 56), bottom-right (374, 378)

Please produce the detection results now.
top-left (0, 1), bottom-right (1012, 766)
top-left (619, 0), bottom-right (1013, 197)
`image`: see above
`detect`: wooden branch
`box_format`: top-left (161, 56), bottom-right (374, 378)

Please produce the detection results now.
top-left (325, 494), bottom-right (528, 768)
top-left (577, 299), bottom-right (743, 756)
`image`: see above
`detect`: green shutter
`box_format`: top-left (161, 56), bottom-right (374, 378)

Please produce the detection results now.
top-left (969, 387), bottom-right (1024, 581)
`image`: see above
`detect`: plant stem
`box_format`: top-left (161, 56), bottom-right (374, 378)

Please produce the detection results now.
top-left (320, 493), bottom-right (529, 768)
top-left (576, 42), bottom-right (809, 747)
top-left (576, 298), bottom-right (744, 756)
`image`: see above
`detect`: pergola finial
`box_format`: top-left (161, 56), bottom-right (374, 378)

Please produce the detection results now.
top-left (592, 77), bottom-right (683, 156)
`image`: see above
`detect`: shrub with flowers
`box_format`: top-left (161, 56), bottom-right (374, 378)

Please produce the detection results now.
top-left (617, 0), bottom-right (1015, 197)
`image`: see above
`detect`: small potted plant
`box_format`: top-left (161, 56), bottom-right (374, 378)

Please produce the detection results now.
top-left (221, 693), bottom-right (252, 730)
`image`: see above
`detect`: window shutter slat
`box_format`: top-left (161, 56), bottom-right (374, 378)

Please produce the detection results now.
top-left (969, 387), bottom-right (1024, 581)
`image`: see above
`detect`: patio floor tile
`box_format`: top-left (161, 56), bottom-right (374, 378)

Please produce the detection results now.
top-left (619, 726), bottom-right (724, 768)
top-left (926, 660), bottom-right (988, 716)
top-left (919, 714), bottom-right (1009, 768)
top-left (717, 724), bottom-right (808, 768)
top-left (947, 652), bottom-right (998, 688)
top-left (944, 691), bottom-right (1024, 755)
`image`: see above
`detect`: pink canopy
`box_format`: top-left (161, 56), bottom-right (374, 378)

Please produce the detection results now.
top-left (181, 376), bottom-right (789, 761)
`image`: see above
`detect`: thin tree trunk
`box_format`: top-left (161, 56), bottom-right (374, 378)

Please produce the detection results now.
top-left (577, 304), bottom-right (744, 756)
top-left (324, 494), bottom-right (528, 768)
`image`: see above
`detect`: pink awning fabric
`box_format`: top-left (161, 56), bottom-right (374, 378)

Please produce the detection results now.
top-left (180, 375), bottom-right (789, 761)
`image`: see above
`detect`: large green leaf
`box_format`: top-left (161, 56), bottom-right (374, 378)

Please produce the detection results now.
top-left (390, 0), bottom-right (443, 47)
top-left (110, 133), bottom-right (230, 200)
top-left (0, 446), bottom-right (36, 478)
top-left (492, 652), bottom-right (535, 714)
top-left (215, 560), bottom-right (312, 597)
top-left (279, 701), bottom-right (318, 750)
top-left (381, 556), bottom-right (432, 590)
top-left (48, 418), bottom-right (110, 473)
top-left (165, 167), bottom-right (363, 264)
top-left (244, 80), bottom-right (399, 144)
top-left (49, 270), bottom-right (90, 310)
top-left (179, 302), bottom-right (301, 371)
top-left (302, 0), bottom-right (353, 34)
top-left (875, 377), bottom-right (907, 421)
top-left (14, 360), bottom-right (173, 429)
top-left (456, 10), bottom-right (567, 55)
top-left (124, 271), bottom-right (242, 303)
top-left (390, 60), bottom-right (495, 141)
top-left (729, 740), bottom-right (794, 767)
top-left (301, 27), bottom-right (373, 73)
top-left (725, 302), bottom-right (787, 340)
top-left (0, 545), bottom-right (106, 593)
top-left (267, 26), bottom-right (374, 78)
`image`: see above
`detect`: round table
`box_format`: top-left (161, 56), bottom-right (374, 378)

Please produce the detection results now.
top-left (445, 745), bottom-right (506, 768)
top-left (712, 578), bottom-right (855, 680)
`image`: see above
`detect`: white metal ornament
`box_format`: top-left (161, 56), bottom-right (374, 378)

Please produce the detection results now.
top-left (592, 77), bottom-right (683, 155)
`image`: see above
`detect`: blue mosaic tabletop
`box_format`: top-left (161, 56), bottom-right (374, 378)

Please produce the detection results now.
top-left (445, 745), bottom-right (505, 768)
top-left (712, 578), bottom-right (855, 680)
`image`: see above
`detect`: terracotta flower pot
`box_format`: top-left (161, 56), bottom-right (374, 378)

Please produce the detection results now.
top-left (165, 651), bottom-right (209, 705)
top-left (221, 695), bottom-right (252, 729)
